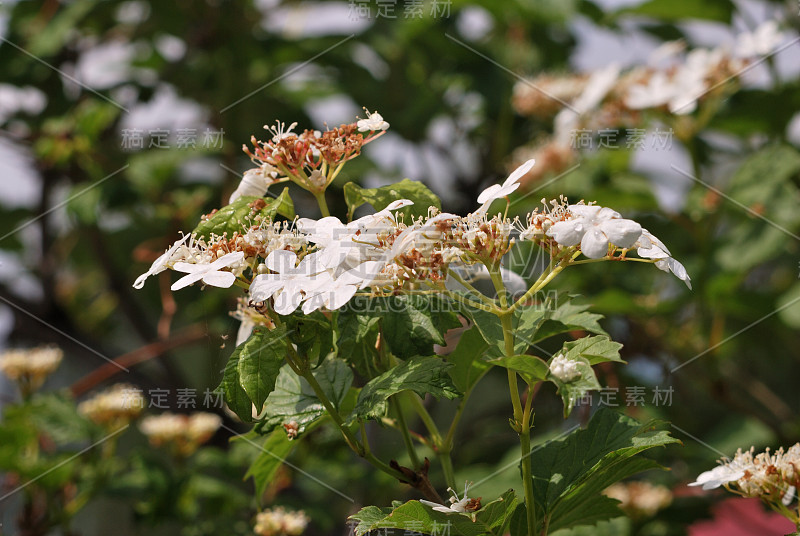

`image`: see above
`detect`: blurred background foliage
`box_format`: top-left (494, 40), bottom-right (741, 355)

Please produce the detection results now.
top-left (1, 0), bottom-right (800, 534)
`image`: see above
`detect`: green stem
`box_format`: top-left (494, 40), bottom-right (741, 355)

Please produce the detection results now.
top-left (439, 449), bottom-right (456, 491)
top-left (491, 263), bottom-right (538, 535)
top-left (390, 396), bottom-right (421, 469)
top-left (299, 365), bottom-right (363, 455)
top-left (313, 191), bottom-right (331, 217)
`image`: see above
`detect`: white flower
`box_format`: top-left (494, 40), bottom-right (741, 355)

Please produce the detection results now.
top-left (547, 205), bottom-right (642, 258)
top-left (171, 251), bottom-right (245, 291)
top-left (554, 63), bottom-right (620, 143)
top-left (300, 262), bottom-right (383, 313)
top-left (229, 165), bottom-right (276, 203)
top-left (476, 159), bottom-right (536, 212)
top-left (420, 483), bottom-right (478, 514)
top-left (736, 21), bottom-right (784, 57)
top-left (636, 229), bottom-right (692, 289)
top-left (133, 234), bottom-right (190, 289)
top-left (625, 71), bottom-right (676, 110)
top-left (250, 250), bottom-right (329, 315)
top-left (689, 463), bottom-right (746, 490)
top-left (549, 354), bottom-right (580, 382)
top-left (297, 216), bottom-right (358, 271)
top-left (357, 109), bottom-right (389, 132)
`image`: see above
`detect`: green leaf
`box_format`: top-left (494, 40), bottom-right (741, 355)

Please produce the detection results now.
top-left (284, 310), bottom-right (335, 365)
top-left (351, 356), bottom-right (461, 422)
top-left (243, 429), bottom-right (295, 498)
top-left (446, 325), bottom-right (491, 392)
top-left (349, 489), bottom-right (518, 536)
top-left (221, 349), bottom-right (253, 423)
top-left (259, 359), bottom-right (353, 435)
top-left (237, 326), bottom-right (289, 413)
top-left (562, 336), bottom-right (624, 365)
top-left (344, 178), bottom-right (441, 220)
top-left (465, 303), bottom-right (549, 358)
top-left (374, 295), bottom-right (462, 359)
top-left (489, 354), bottom-right (549, 386)
top-left (193, 188), bottom-right (294, 239)
top-left (614, 0), bottom-right (733, 22)
top-left (532, 296), bottom-right (607, 343)
top-left (531, 408), bottom-right (680, 532)
top-left (336, 309), bottom-right (381, 376)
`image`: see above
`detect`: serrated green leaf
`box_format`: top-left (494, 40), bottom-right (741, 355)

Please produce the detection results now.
top-left (335, 309), bottom-right (381, 376)
top-left (489, 354), bottom-right (549, 386)
top-left (351, 356), bottom-right (460, 422)
top-left (344, 178), bottom-right (441, 220)
top-left (237, 326), bottom-right (289, 413)
top-left (531, 408), bottom-right (679, 532)
top-left (374, 295), bottom-right (462, 359)
top-left (221, 349), bottom-right (253, 423)
top-left (562, 336), bottom-right (624, 365)
top-left (259, 359), bottom-right (353, 435)
top-left (193, 188), bottom-right (294, 239)
top-left (532, 296), bottom-right (607, 343)
top-left (446, 325), bottom-right (491, 392)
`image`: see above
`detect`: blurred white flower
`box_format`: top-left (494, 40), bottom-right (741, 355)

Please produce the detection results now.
top-left (736, 21), bottom-right (785, 57)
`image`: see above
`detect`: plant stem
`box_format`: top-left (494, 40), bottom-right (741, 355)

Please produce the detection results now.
top-left (390, 396), bottom-right (421, 469)
top-left (313, 191), bottom-right (331, 217)
top-left (446, 268), bottom-right (498, 306)
top-left (490, 263), bottom-right (538, 536)
top-left (406, 392), bottom-right (456, 489)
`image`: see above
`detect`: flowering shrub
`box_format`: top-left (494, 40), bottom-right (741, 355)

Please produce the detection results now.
top-left (132, 113), bottom-right (692, 535)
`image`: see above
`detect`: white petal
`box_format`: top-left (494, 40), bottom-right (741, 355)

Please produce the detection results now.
top-left (266, 249), bottom-right (297, 273)
top-left (201, 271), bottom-right (237, 288)
top-left (503, 158), bottom-right (536, 187)
top-left (476, 184), bottom-right (502, 204)
top-left (598, 218), bottom-right (642, 248)
top-left (273, 289), bottom-right (302, 315)
top-left (210, 251), bottom-right (245, 269)
top-left (236, 319), bottom-right (255, 346)
top-left (385, 199), bottom-right (414, 211)
top-left (547, 220), bottom-right (585, 246)
top-left (171, 272), bottom-right (204, 291)
top-left (249, 274), bottom-right (286, 300)
top-left (173, 262), bottom-right (207, 275)
top-left (328, 284), bottom-right (359, 310)
top-left (580, 228), bottom-right (610, 258)
top-left (782, 485), bottom-right (796, 506)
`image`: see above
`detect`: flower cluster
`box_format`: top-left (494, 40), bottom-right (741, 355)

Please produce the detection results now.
top-left (78, 384), bottom-right (145, 429)
top-left (0, 346), bottom-right (63, 394)
top-left (690, 443), bottom-right (799, 513)
top-left (253, 506), bottom-right (310, 536)
top-left (139, 412), bottom-right (222, 456)
top-left (549, 353), bottom-right (580, 382)
top-left (135, 154), bottom-right (690, 320)
top-left (238, 111), bottom-right (388, 201)
top-left (511, 21), bottom-right (787, 183)
top-left (604, 481), bottom-right (673, 518)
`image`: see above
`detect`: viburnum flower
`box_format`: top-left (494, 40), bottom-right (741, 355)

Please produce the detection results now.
top-left (420, 482), bottom-right (481, 514)
top-left (549, 354), bottom-right (580, 382)
top-left (78, 384), bottom-right (145, 429)
top-left (250, 250), bottom-right (329, 315)
top-left (476, 158), bottom-right (536, 213)
top-left (171, 251), bottom-right (245, 291)
top-left (604, 481), bottom-right (673, 518)
top-left (0, 346), bottom-right (63, 395)
top-left (140, 412), bottom-right (222, 456)
top-left (133, 234), bottom-right (190, 289)
top-left (689, 463), bottom-right (746, 490)
top-left (690, 443), bottom-right (800, 510)
top-left (254, 506), bottom-right (310, 536)
top-left (547, 205), bottom-right (642, 258)
top-left (736, 20), bottom-right (785, 57)
top-left (356, 109), bottom-right (389, 132)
